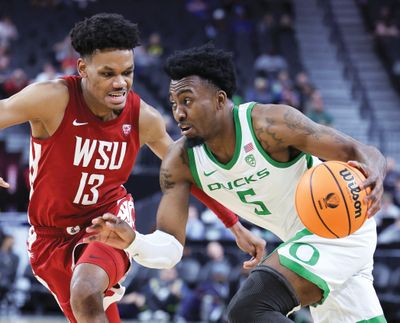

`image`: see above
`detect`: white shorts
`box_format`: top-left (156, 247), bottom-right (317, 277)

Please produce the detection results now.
top-left (277, 218), bottom-right (386, 323)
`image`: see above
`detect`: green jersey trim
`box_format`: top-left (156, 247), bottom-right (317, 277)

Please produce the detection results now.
top-left (187, 147), bottom-right (203, 190)
top-left (279, 255), bottom-right (330, 306)
top-left (306, 154), bottom-right (314, 169)
top-left (246, 103), bottom-right (307, 168)
top-left (356, 315), bottom-right (387, 323)
top-left (202, 105), bottom-right (242, 170)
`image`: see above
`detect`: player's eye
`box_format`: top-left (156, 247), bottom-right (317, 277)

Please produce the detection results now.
top-left (101, 72), bottom-right (113, 77)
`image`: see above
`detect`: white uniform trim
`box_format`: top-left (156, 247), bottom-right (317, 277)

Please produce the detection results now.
top-left (125, 230), bottom-right (183, 269)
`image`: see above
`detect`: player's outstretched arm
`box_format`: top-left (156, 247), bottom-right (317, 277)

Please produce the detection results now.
top-left (252, 103), bottom-right (387, 218)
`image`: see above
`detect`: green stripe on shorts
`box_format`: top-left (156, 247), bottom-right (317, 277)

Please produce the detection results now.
top-left (357, 315), bottom-right (387, 323)
top-left (279, 254), bottom-right (330, 306)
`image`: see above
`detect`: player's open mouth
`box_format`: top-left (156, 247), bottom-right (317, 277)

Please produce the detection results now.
top-left (108, 91), bottom-right (126, 104)
top-left (179, 124), bottom-right (193, 135)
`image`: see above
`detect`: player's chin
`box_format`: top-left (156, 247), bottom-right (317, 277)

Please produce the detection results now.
top-left (186, 136), bottom-right (205, 148)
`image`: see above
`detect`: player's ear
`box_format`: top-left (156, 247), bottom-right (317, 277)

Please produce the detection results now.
top-left (77, 58), bottom-right (87, 78)
top-left (216, 90), bottom-right (227, 110)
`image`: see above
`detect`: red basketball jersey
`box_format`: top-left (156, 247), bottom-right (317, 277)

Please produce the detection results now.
top-left (28, 75), bottom-right (141, 227)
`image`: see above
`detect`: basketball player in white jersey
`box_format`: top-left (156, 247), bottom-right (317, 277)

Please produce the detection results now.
top-left (85, 44), bottom-right (387, 322)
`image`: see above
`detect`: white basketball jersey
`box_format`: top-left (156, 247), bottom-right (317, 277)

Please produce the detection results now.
top-left (188, 102), bottom-right (320, 241)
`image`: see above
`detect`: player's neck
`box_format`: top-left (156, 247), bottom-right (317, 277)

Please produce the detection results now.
top-left (205, 107), bottom-right (236, 164)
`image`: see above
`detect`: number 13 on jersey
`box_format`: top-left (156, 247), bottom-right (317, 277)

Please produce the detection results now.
top-left (73, 172), bottom-right (104, 205)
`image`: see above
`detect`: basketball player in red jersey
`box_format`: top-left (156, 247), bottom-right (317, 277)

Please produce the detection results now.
top-left (0, 14), bottom-right (265, 323)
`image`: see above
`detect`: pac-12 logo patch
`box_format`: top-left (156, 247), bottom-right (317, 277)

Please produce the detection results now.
top-left (122, 124), bottom-right (132, 136)
top-left (245, 154), bottom-right (256, 167)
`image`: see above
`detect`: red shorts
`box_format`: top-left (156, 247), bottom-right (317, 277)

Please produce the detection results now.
top-left (27, 195), bottom-right (135, 322)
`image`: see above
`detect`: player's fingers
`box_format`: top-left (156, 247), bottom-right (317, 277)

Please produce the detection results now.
top-left (347, 160), bottom-right (368, 177)
top-left (243, 257), bottom-right (258, 270)
top-left (367, 194), bottom-right (382, 218)
top-left (83, 234), bottom-right (100, 243)
top-left (102, 213), bottom-right (118, 221)
top-left (0, 177), bottom-right (10, 188)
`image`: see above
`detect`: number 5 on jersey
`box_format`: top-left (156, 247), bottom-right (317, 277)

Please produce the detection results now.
top-left (73, 172), bottom-right (104, 205)
top-left (237, 188), bottom-right (271, 215)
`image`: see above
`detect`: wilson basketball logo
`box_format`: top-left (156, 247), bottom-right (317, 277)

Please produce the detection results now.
top-left (318, 192), bottom-right (340, 210)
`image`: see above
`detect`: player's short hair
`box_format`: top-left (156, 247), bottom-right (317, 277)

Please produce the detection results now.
top-left (70, 13), bottom-right (140, 57)
top-left (164, 44), bottom-right (237, 98)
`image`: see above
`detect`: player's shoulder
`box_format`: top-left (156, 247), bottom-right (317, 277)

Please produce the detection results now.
top-left (164, 138), bottom-right (189, 166)
top-left (162, 137), bottom-right (194, 182)
top-left (251, 103), bottom-right (300, 125)
top-left (252, 103), bottom-right (294, 116)
top-left (26, 79), bottom-right (69, 103)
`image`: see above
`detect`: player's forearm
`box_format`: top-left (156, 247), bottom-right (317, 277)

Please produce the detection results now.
top-left (190, 185), bottom-right (238, 228)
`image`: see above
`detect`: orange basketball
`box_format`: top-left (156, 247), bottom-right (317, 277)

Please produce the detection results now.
top-left (295, 161), bottom-right (369, 238)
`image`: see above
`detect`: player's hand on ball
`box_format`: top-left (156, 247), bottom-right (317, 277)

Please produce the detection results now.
top-left (347, 160), bottom-right (384, 218)
top-left (84, 213), bottom-right (135, 249)
top-left (0, 177), bottom-right (10, 189)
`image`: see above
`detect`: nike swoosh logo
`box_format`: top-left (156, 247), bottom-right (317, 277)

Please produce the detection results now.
top-left (89, 254), bottom-right (102, 260)
top-left (73, 119), bottom-right (88, 126)
top-left (203, 170), bottom-right (217, 177)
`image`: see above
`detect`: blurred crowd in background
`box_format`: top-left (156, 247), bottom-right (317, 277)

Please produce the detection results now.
top-left (0, 0), bottom-right (400, 322)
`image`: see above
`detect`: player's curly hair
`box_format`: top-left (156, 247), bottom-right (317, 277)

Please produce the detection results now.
top-left (164, 44), bottom-right (237, 98)
top-left (70, 13), bottom-right (140, 57)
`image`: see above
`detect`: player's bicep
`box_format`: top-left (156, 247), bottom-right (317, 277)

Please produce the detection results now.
top-left (0, 81), bottom-right (67, 129)
top-left (279, 105), bottom-right (358, 161)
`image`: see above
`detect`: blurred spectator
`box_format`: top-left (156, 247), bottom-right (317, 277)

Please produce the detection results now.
top-left (199, 241), bottom-right (231, 282)
top-left (53, 35), bottom-right (78, 75)
top-left (196, 262), bottom-right (231, 322)
top-left (205, 8), bottom-right (229, 48)
top-left (230, 4), bottom-right (254, 35)
top-left (0, 234), bottom-right (19, 308)
top-left (375, 192), bottom-right (400, 231)
top-left (33, 62), bottom-right (62, 83)
top-left (256, 13), bottom-right (277, 54)
top-left (383, 157), bottom-right (400, 194)
top-left (0, 16), bottom-right (18, 48)
top-left (186, 204), bottom-right (206, 240)
top-left (201, 208), bottom-right (235, 240)
top-left (245, 76), bottom-right (275, 103)
top-left (295, 71), bottom-right (315, 112)
top-left (140, 267), bottom-right (193, 322)
top-left (2, 68), bottom-right (29, 97)
top-left (374, 6), bottom-right (399, 38)
top-left (185, 0), bottom-right (209, 20)
top-left (306, 90), bottom-right (333, 126)
top-left (393, 177), bottom-right (400, 208)
top-left (378, 218), bottom-right (400, 245)
top-left (254, 47), bottom-right (288, 78)
top-left (0, 45), bottom-right (11, 73)
top-left (147, 32), bottom-right (164, 60)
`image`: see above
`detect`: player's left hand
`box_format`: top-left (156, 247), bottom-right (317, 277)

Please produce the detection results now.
top-left (83, 213), bottom-right (135, 249)
top-left (230, 222), bottom-right (266, 269)
top-left (348, 160), bottom-right (385, 218)
top-left (0, 177), bottom-right (10, 189)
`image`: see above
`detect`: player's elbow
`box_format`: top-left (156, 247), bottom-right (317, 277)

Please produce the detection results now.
top-left (124, 230), bottom-right (184, 269)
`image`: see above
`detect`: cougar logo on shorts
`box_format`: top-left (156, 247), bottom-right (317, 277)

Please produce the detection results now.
top-left (67, 226), bottom-right (81, 235)
top-left (318, 192), bottom-right (339, 210)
